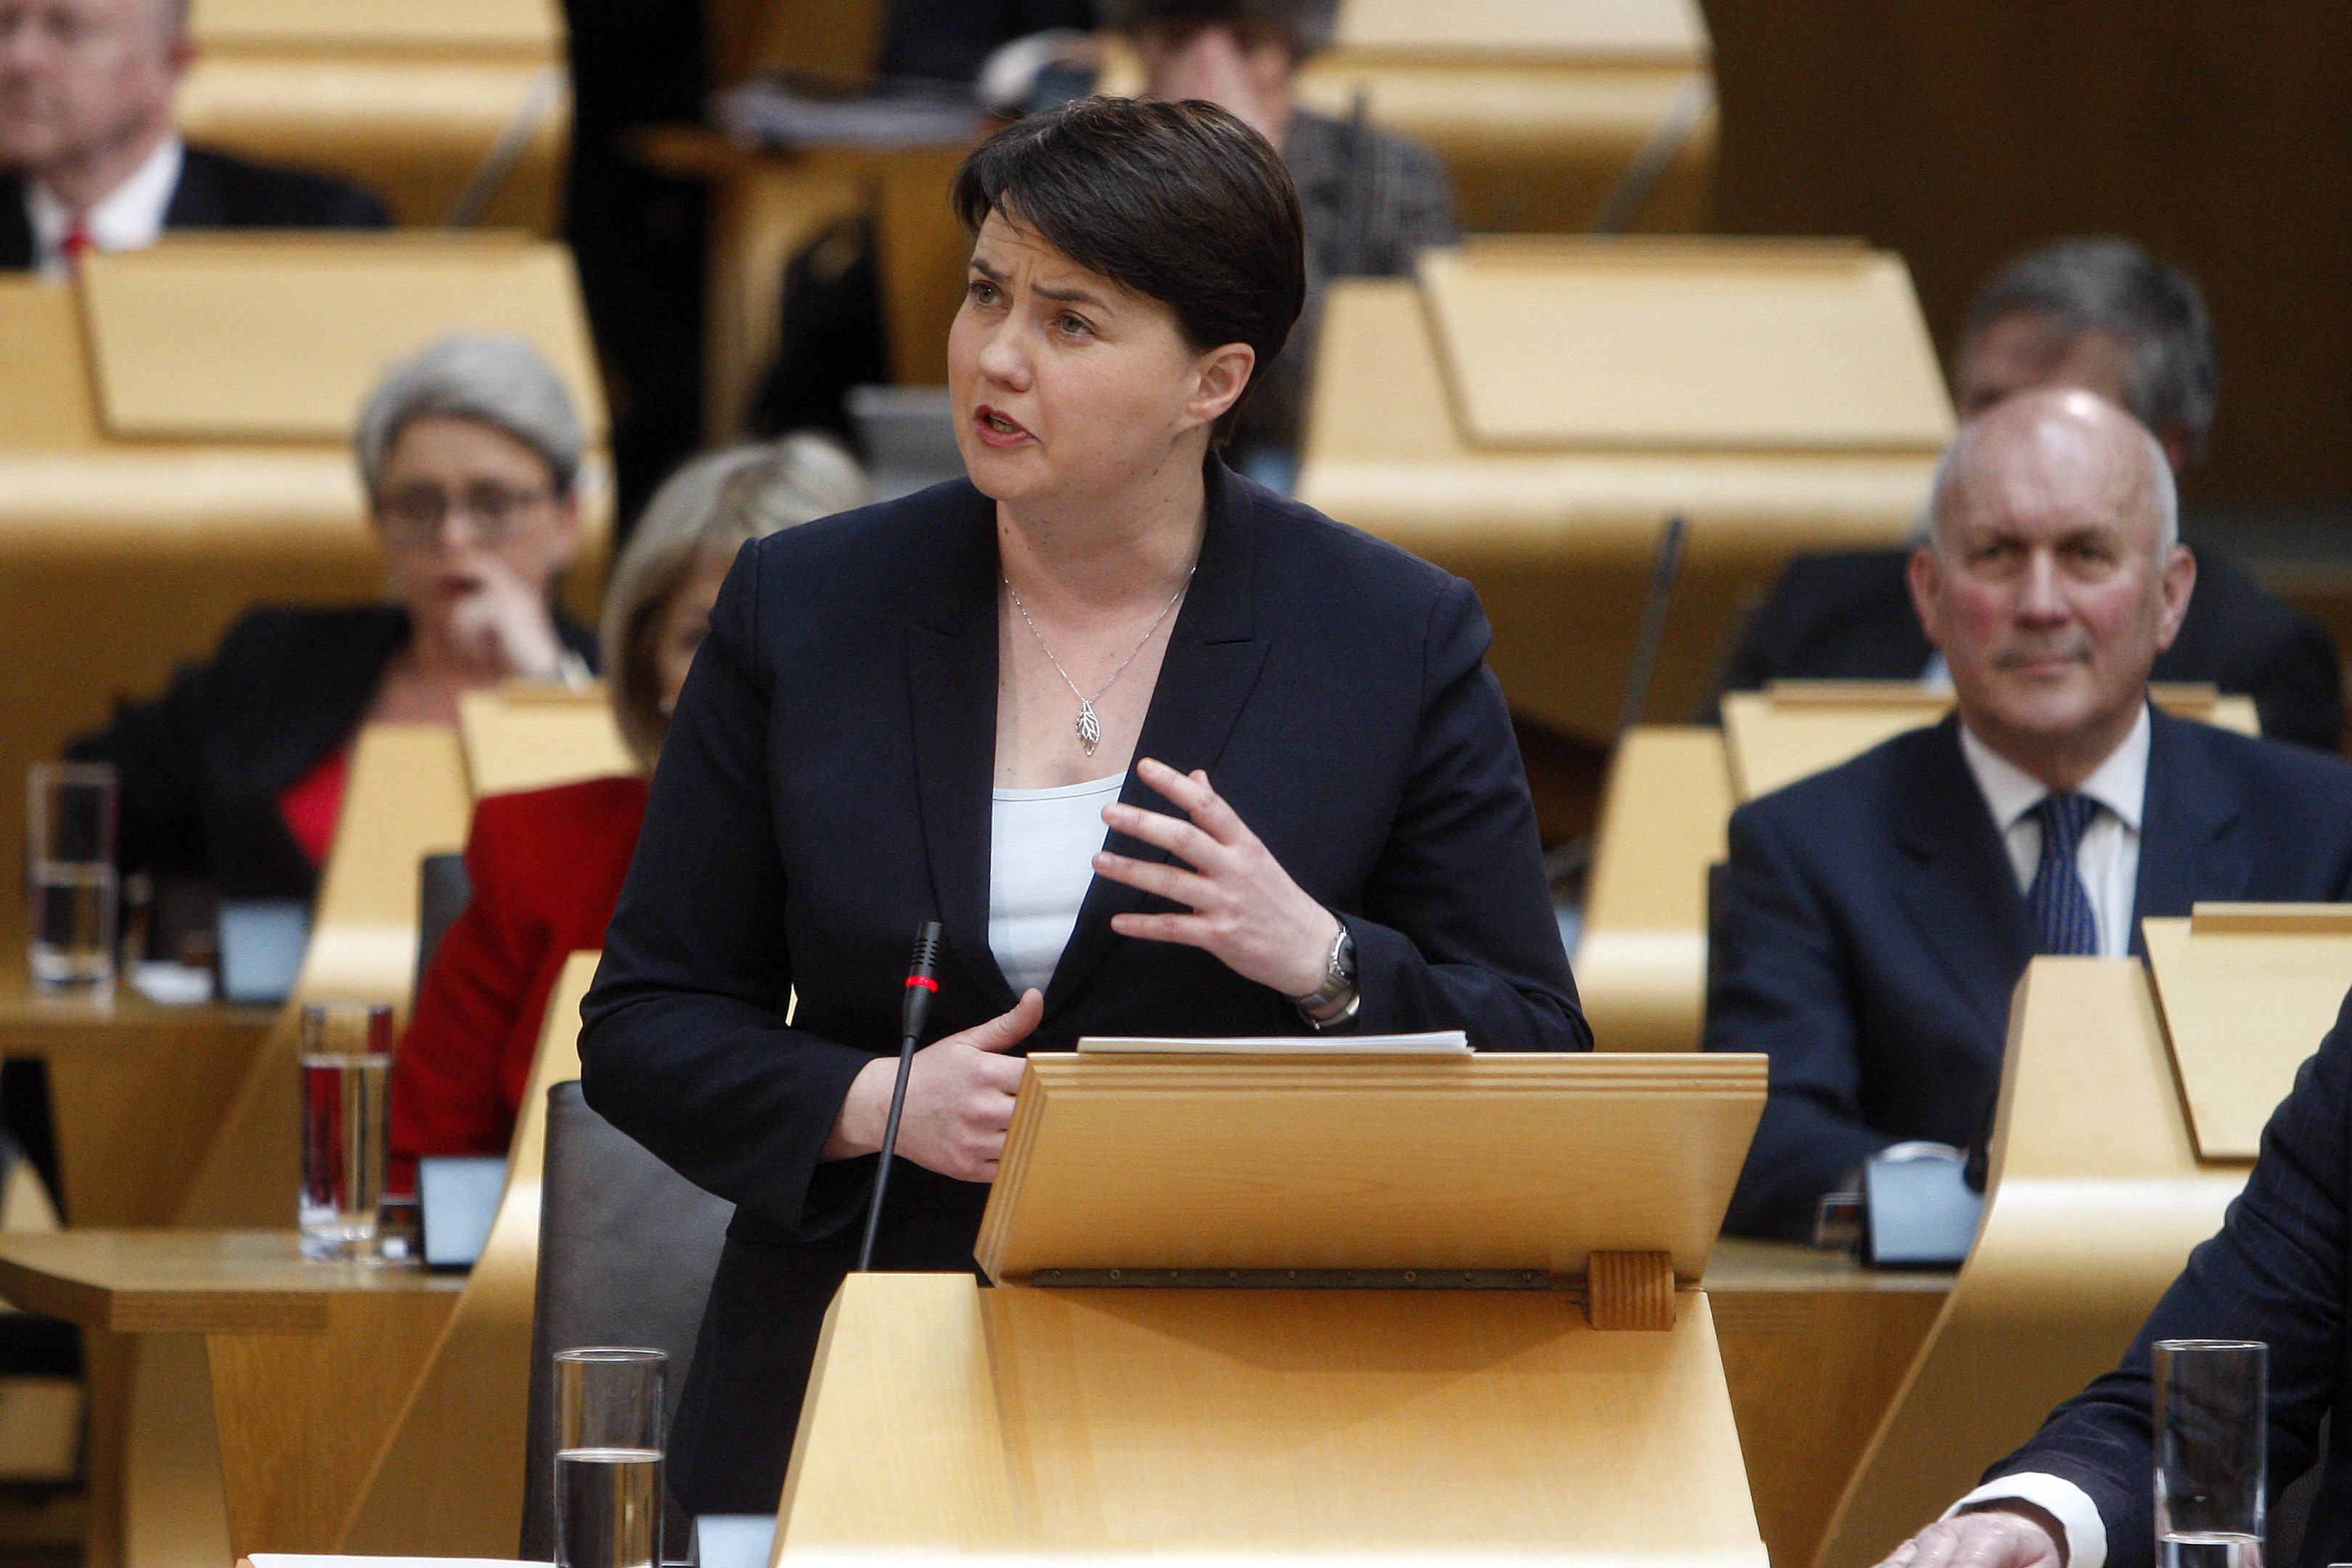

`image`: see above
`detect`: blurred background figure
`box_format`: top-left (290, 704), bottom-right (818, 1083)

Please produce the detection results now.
top-left (66, 333), bottom-right (596, 924)
top-left (1719, 237), bottom-right (2342, 753)
top-left (391, 434), bottom-right (867, 1170)
top-left (0, 0), bottom-right (387, 274)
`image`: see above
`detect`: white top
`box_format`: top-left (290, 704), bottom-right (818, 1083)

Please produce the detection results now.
top-left (989, 772), bottom-right (1122, 997)
top-left (25, 132), bottom-right (183, 279)
top-left (1957, 703), bottom-right (2151, 960)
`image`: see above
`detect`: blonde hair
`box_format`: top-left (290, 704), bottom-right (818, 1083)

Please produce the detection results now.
top-left (601, 435), bottom-right (868, 764)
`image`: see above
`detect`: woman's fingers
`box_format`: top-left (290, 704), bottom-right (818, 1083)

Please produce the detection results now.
top-left (1093, 849), bottom-right (1215, 908)
top-left (1101, 799), bottom-right (1220, 867)
top-left (1136, 758), bottom-right (1249, 841)
top-left (963, 989), bottom-right (1043, 1053)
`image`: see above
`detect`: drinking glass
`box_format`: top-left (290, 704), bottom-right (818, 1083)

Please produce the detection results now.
top-left (298, 1002), bottom-right (395, 1262)
top-left (2156, 1338), bottom-right (2266, 1568)
top-left (554, 1347), bottom-right (666, 1568)
top-left (26, 762), bottom-right (117, 997)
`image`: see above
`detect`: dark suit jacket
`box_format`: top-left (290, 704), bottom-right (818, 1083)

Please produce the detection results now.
top-left (579, 459), bottom-right (1586, 1511)
top-left (0, 144), bottom-right (389, 268)
top-left (1706, 708), bottom-right (2352, 1241)
top-left (1717, 547), bottom-right (2345, 754)
top-left (66, 605), bottom-right (595, 905)
top-left (1988, 990), bottom-right (2352, 1568)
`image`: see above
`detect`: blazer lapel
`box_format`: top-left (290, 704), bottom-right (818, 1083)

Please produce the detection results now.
top-left (2131, 705), bottom-right (2250, 952)
top-left (0, 176), bottom-right (32, 270)
top-left (1892, 717), bottom-right (2036, 1041)
top-left (1044, 461), bottom-right (1270, 1013)
top-left (906, 488), bottom-right (1018, 1008)
top-left (161, 149), bottom-right (224, 229)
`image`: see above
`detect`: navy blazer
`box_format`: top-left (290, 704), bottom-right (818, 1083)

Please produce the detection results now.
top-left (579, 458), bottom-right (1584, 1510)
top-left (1707, 707), bottom-right (2352, 1241)
top-left (0, 144), bottom-right (388, 268)
top-left (1715, 547), bottom-right (2344, 754)
top-left (1988, 989), bottom-right (2352, 1567)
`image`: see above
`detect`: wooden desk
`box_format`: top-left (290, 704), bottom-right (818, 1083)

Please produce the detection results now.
top-left (0, 979), bottom-right (277, 1228)
top-left (1707, 1240), bottom-right (1952, 1568)
top-left (179, 0), bottom-right (568, 232)
top-left (1297, 244), bottom-right (1950, 743)
top-left (0, 1231), bottom-right (463, 1567)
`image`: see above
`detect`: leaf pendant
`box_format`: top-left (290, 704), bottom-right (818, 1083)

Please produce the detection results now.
top-left (1075, 698), bottom-right (1101, 756)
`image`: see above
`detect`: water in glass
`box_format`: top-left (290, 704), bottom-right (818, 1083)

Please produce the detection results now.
top-left (555, 1446), bottom-right (661, 1568)
top-left (299, 1053), bottom-right (391, 1260)
top-left (2164, 1532), bottom-right (2263, 1568)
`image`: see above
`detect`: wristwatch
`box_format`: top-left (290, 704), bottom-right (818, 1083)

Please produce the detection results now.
top-left (1293, 920), bottom-right (1359, 1031)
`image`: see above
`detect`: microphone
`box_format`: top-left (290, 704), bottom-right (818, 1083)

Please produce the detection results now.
top-left (857, 920), bottom-right (943, 1272)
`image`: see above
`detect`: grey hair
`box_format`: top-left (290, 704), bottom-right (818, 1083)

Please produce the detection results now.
top-left (601, 435), bottom-right (869, 764)
top-left (353, 333), bottom-right (584, 498)
top-left (1963, 237), bottom-right (2217, 460)
top-left (1927, 404), bottom-right (2180, 559)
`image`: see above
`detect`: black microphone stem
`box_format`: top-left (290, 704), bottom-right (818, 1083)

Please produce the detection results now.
top-left (857, 920), bottom-right (942, 1272)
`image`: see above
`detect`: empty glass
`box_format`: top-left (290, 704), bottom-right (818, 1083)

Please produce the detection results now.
top-left (26, 762), bottom-right (117, 997)
top-left (298, 1002), bottom-right (396, 1262)
top-left (554, 1347), bottom-right (666, 1568)
top-left (2156, 1338), bottom-right (2266, 1568)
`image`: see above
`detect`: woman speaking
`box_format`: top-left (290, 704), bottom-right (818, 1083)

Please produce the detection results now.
top-left (580, 96), bottom-right (1586, 1514)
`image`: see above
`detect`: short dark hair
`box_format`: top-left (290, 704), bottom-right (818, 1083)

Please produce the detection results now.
top-left (1964, 237), bottom-right (2218, 460)
top-left (952, 97), bottom-right (1306, 444)
top-left (1101, 0), bottom-right (1338, 60)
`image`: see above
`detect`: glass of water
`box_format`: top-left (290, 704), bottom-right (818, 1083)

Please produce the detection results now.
top-left (298, 1002), bottom-right (395, 1262)
top-left (555, 1347), bottom-right (666, 1568)
top-left (2156, 1338), bottom-right (2266, 1568)
top-left (25, 762), bottom-right (117, 998)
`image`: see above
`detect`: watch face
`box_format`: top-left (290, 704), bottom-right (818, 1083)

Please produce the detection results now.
top-left (1335, 928), bottom-right (1357, 981)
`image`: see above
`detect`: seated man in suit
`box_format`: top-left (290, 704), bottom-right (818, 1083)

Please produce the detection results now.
top-left (0, 0), bottom-right (389, 275)
top-left (1719, 238), bottom-right (2341, 753)
top-left (1871, 989), bottom-right (2352, 1568)
top-left (1707, 386), bottom-right (2352, 1241)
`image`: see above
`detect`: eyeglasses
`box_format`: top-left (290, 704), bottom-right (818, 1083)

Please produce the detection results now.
top-left (376, 483), bottom-right (552, 546)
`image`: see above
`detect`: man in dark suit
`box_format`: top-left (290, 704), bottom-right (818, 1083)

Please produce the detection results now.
top-left (1718, 239), bottom-right (2342, 754)
top-left (1707, 387), bottom-right (2352, 1241)
top-left (1870, 992), bottom-right (2352, 1568)
top-left (0, 0), bottom-right (388, 274)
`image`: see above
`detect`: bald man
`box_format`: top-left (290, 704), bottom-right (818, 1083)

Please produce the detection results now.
top-left (1, 0), bottom-right (385, 275)
top-left (1707, 390), bottom-right (2352, 1241)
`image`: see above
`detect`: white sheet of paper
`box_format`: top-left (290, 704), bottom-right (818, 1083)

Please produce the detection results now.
top-left (1076, 1032), bottom-right (1469, 1055)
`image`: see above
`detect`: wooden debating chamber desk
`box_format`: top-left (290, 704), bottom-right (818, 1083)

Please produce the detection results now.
top-left (177, 0), bottom-right (570, 231)
top-left (0, 234), bottom-right (609, 963)
top-left (1295, 237), bottom-right (1954, 746)
top-left (1575, 683), bottom-right (2258, 1054)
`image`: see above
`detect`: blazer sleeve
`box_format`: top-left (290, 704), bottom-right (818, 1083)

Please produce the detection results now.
top-left (1347, 577), bottom-right (1587, 1051)
top-left (65, 652), bottom-right (217, 883)
top-left (1706, 798), bottom-right (1890, 1239)
top-left (1984, 994), bottom-right (2352, 1558)
top-left (576, 547), bottom-right (872, 1237)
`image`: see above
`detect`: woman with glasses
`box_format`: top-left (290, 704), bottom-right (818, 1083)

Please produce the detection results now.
top-left (67, 332), bottom-right (595, 920)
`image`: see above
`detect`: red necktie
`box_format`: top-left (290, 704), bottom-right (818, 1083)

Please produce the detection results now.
top-left (60, 219), bottom-right (92, 273)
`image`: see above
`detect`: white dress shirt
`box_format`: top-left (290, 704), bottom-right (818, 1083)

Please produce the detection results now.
top-left (25, 132), bottom-right (184, 279)
top-left (987, 772), bottom-right (1121, 997)
top-left (1957, 703), bottom-right (2152, 960)
top-left (1943, 1473), bottom-right (2110, 1568)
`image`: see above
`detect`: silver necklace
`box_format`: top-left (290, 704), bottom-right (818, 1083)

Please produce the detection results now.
top-left (1004, 567), bottom-right (1194, 756)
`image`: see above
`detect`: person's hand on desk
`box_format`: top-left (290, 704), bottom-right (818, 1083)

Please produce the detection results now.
top-left (1094, 758), bottom-right (1343, 1004)
top-left (822, 989), bottom-right (1042, 1180)
top-left (1877, 1504), bottom-right (2066, 1568)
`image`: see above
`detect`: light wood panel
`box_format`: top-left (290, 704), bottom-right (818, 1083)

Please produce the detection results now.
top-left (1335, 0), bottom-right (1707, 60)
top-left (1707, 1240), bottom-right (1952, 1568)
top-left (457, 684), bottom-right (640, 799)
top-left (1296, 277), bottom-right (1940, 740)
top-left (2144, 904), bottom-right (2352, 1161)
top-left (1418, 240), bottom-right (1951, 452)
top-left (79, 237), bottom-right (604, 445)
top-left (179, 724), bottom-right (473, 1233)
top-left (780, 1273), bottom-right (1765, 1563)
top-left (978, 1053), bottom-right (1766, 1284)
top-left (1723, 682), bottom-right (2261, 802)
top-left (1818, 958), bottom-right (2248, 1568)
top-left (338, 950), bottom-right (596, 1555)
top-left (1574, 725), bottom-right (1732, 1052)
top-left (192, 0), bottom-right (560, 57)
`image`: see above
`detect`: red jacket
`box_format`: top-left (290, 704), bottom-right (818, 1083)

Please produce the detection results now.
top-left (391, 774), bottom-right (648, 1161)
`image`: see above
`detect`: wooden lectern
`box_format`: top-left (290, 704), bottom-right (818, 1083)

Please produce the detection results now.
top-left (777, 1051), bottom-right (1770, 1563)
